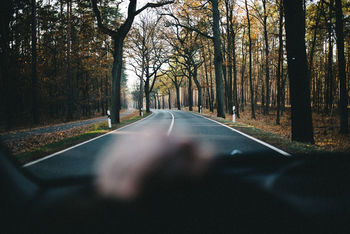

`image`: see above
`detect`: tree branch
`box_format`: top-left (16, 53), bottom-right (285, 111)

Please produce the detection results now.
top-left (91, 0), bottom-right (117, 37)
top-left (163, 13), bottom-right (214, 40)
top-left (135, 1), bottom-right (175, 16)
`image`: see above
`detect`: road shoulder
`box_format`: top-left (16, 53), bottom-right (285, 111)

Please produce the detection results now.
top-left (9, 111), bottom-right (151, 165)
top-left (189, 111), bottom-right (327, 155)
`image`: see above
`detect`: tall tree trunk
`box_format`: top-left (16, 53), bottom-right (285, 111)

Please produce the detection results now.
top-left (202, 46), bottom-right (212, 111)
top-left (241, 28), bottom-right (246, 112)
top-left (0, 0), bottom-right (15, 129)
top-left (105, 73), bottom-right (109, 112)
top-left (308, 0), bottom-right (323, 73)
top-left (325, 0), bottom-right (334, 114)
top-left (188, 76), bottom-right (193, 111)
top-left (225, 0), bottom-right (233, 115)
top-left (281, 71), bottom-right (286, 115)
top-left (284, 0), bottom-right (314, 143)
top-left (308, 0), bottom-right (323, 110)
top-left (208, 41), bottom-right (215, 112)
top-left (276, 0), bottom-right (283, 125)
top-left (176, 85), bottom-right (181, 110)
top-left (101, 76), bottom-right (105, 115)
top-left (31, 0), bottom-right (39, 124)
top-left (168, 90), bottom-right (172, 109)
top-left (232, 20), bottom-right (239, 118)
top-left (222, 58), bottom-right (228, 112)
top-left (335, 0), bottom-right (348, 133)
top-left (158, 94), bottom-right (161, 109)
top-left (263, 0), bottom-right (270, 115)
top-left (193, 67), bottom-right (202, 112)
top-left (66, 0), bottom-right (73, 120)
top-left (153, 93), bottom-right (157, 109)
top-left (139, 41), bottom-right (145, 116)
top-left (145, 77), bottom-right (150, 112)
top-left (211, 0), bottom-right (225, 118)
top-left (245, 0), bottom-right (255, 119)
top-left (139, 77), bottom-right (144, 115)
top-left (111, 37), bottom-right (123, 123)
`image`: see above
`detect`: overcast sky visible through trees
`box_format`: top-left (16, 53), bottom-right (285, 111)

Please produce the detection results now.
top-left (120, 0), bottom-right (157, 89)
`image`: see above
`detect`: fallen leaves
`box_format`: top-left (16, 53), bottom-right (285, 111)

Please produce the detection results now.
top-left (201, 107), bottom-right (350, 153)
top-left (5, 124), bottom-right (96, 155)
top-left (3, 110), bottom-right (140, 156)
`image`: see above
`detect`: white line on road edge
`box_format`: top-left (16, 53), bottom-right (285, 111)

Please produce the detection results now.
top-left (167, 111), bottom-right (175, 136)
top-left (191, 112), bottom-right (291, 157)
top-left (23, 112), bottom-right (154, 167)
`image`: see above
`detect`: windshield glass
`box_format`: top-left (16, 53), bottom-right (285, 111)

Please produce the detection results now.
top-left (0, 0), bottom-right (349, 181)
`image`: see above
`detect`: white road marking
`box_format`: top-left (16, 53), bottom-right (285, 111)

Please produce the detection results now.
top-left (191, 112), bottom-right (291, 157)
top-left (23, 113), bottom-right (154, 167)
top-left (167, 111), bottom-right (175, 136)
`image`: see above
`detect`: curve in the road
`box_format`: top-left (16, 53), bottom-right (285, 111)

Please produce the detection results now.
top-left (167, 111), bottom-right (175, 136)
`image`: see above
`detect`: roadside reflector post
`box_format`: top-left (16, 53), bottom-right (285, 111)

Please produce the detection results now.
top-left (232, 106), bottom-right (236, 123)
top-left (141, 107), bottom-right (143, 117)
top-left (107, 110), bottom-right (112, 128)
top-left (200, 105), bottom-right (202, 113)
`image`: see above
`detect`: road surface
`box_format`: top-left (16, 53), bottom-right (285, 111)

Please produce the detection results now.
top-left (26, 110), bottom-right (289, 180)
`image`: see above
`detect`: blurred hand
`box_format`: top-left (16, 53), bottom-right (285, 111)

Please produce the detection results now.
top-left (96, 129), bottom-right (213, 201)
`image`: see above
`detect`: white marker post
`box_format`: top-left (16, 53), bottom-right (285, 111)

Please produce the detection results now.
top-left (107, 110), bottom-right (112, 128)
top-left (232, 106), bottom-right (236, 123)
top-left (141, 107), bottom-right (143, 117)
top-left (200, 105), bottom-right (202, 114)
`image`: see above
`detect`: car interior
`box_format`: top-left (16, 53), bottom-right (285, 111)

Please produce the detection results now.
top-left (1, 144), bottom-right (350, 234)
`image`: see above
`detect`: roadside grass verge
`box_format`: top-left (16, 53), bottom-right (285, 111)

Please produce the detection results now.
top-left (191, 110), bottom-right (332, 155)
top-left (14, 111), bottom-right (151, 165)
top-left (0, 109), bottom-right (129, 134)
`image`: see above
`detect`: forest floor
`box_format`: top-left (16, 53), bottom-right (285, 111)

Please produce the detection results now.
top-left (2, 109), bottom-right (149, 164)
top-left (197, 107), bottom-right (350, 154)
top-left (0, 109), bottom-right (129, 134)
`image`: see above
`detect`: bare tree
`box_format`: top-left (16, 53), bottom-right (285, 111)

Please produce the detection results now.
top-left (128, 16), bottom-right (168, 113)
top-left (168, 61), bottom-right (185, 110)
top-left (91, 0), bottom-right (173, 123)
top-left (164, 0), bottom-right (226, 117)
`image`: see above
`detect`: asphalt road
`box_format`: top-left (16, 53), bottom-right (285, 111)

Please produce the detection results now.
top-left (26, 110), bottom-right (289, 180)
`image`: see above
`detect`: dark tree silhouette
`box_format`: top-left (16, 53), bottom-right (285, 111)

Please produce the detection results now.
top-left (335, 0), bottom-right (348, 133)
top-left (31, 0), bottom-right (39, 124)
top-left (245, 0), bottom-right (255, 119)
top-left (0, 0), bottom-right (17, 130)
top-left (210, 0), bottom-right (225, 118)
top-left (284, 0), bottom-right (314, 143)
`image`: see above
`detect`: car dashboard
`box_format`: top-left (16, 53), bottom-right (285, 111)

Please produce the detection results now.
top-left (1, 151), bottom-right (350, 234)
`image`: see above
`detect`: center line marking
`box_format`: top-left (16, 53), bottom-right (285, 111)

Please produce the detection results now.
top-left (167, 111), bottom-right (175, 136)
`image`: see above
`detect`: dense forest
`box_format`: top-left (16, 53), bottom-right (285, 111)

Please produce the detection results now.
top-left (0, 0), bottom-right (128, 130)
top-left (1, 0), bottom-right (349, 144)
top-left (132, 0), bottom-right (350, 143)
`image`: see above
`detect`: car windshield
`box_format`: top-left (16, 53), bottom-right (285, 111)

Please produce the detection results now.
top-left (0, 0), bottom-right (349, 181)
